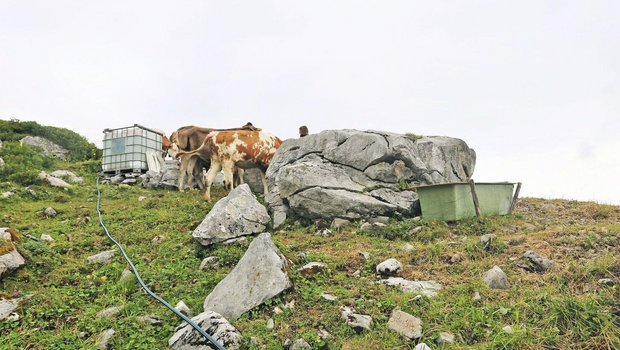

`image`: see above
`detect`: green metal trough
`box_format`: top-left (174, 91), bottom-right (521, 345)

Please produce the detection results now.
top-left (416, 181), bottom-right (521, 221)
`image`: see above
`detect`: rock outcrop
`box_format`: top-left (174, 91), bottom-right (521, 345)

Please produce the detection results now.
top-left (20, 136), bottom-right (69, 160)
top-left (203, 233), bottom-right (292, 321)
top-left (266, 129), bottom-right (476, 227)
top-left (192, 184), bottom-right (270, 246)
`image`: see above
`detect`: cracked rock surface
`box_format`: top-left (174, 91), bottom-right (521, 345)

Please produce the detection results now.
top-left (266, 129), bottom-right (476, 227)
top-left (192, 184), bottom-right (270, 246)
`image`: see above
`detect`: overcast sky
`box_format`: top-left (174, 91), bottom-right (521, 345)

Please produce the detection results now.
top-left (1, 1), bottom-right (619, 204)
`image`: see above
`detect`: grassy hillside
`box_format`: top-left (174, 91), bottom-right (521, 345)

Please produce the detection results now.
top-left (0, 161), bottom-right (618, 349)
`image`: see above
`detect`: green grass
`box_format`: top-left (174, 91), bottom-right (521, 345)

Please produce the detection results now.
top-left (1, 165), bottom-right (619, 349)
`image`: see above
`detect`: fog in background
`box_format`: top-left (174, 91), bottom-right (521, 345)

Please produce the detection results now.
top-left (1, 1), bottom-right (619, 204)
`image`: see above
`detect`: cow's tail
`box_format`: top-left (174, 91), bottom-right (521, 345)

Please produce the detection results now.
top-left (175, 141), bottom-right (207, 159)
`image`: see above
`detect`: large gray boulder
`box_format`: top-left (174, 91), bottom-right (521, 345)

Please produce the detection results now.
top-left (20, 136), bottom-right (69, 160)
top-left (168, 311), bottom-right (242, 350)
top-left (266, 129), bottom-right (476, 227)
top-left (192, 184), bottom-right (270, 246)
top-left (203, 233), bottom-right (292, 320)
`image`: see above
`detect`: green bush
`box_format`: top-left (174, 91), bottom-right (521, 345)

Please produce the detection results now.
top-left (0, 141), bottom-right (55, 185)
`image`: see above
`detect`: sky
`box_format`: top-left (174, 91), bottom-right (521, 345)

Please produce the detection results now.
top-left (1, 1), bottom-right (619, 204)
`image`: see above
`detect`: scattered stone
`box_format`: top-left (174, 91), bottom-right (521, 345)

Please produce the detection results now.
top-left (502, 325), bottom-right (513, 334)
top-left (316, 228), bottom-right (332, 236)
top-left (321, 293), bottom-right (337, 301)
top-left (290, 338), bottom-right (311, 350)
top-left (409, 226), bottom-right (424, 235)
top-left (203, 233), bottom-right (292, 321)
top-left (175, 301), bottom-right (192, 318)
top-left (472, 291), bottom-right (482, 302)
top-left (50, 170), bottom-right (84, 184)
top-left (78, 332), bottom-right (88, 339)
top-left (6, 312), bottom-right (19, 321)
top-left (284, 300), bottom-right (296, 310)
top-left (121, 178), bottom-right (137, 185)
top-left (0, 249), bottom-right (26, 280)
top-left (96, 306), bottom-right (124, 318)
top-left (0, 297), bottom-right (28, 321)
top-left (331, 218), bottom-right (350, 228)
top-left (110, 175), bottom-right (125, 185)
top-left (340, 306), bottom-right (372, 332)
top-left (450, 253), bottom-right (462, 263)
top-left (598, 278), bottom-right (615, 286)
top-left (38, 171), bottom-right (72, 188)
top-left (1, 191), bottom-right (13, 199)
top-left (138, 196), bottom-right (147, 202)
top-left (378, 277), bottom-right (443, 297)
top-left (479, 234), bottom-right (496, 248)
top-left (273, 306), bottom-right (283, 315)
top-left (360, 222), bottom-right (373, 230)
top-left (192, 184), bottom-right (270, 246)
top-left (199, 256), bottom-right (219, 270)
top-left (317, 328), bottom-right (331, 340)
top-left (250, 337), bottom-right (259, 346)
top-left (402, 243), bottom-right (415, 252)
top-left (266, 318), bottom-right (275, 330)
top-left (87, 250), bottom-right (116, 264)
top-left (284, 339), bottom-right (292, 348)
top-left (296, 252), bottom-right (308, 261)
top-left (376, 258), bottom-right (402, 276)
top-left (40, 234), bottom-right (54, 242)
top-left (298, 262), bottom-right (328, 276)
top-left (359, 252), bottom-right (370, 261)
top-left (387, 308), bottom-right (422, 339)
top-left (151, 235), bottom-right (164, 243)
top-left (44, 207), bottom-right (57, 218)
top-left (517, 251), bottom-right (554, 273)
top-left (168, 311), bottom-right (242, 350)
top-left (119, 269), bottom-right (133, 283)
top-left (414, 343), bottom-right (432, 350)
top-left (352, 269), bottom-right (361, 277)
top-left (437, 331), bottom-right (455, 345)
top-left (94, 328), bottom-right (115, 349)
top-left (483, 266), bottom-right (510, 289)
top-left (137, 315), bottom-right (163, 326)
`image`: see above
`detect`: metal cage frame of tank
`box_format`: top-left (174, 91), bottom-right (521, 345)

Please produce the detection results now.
top-left (102, 124), bottom-right (163, 174)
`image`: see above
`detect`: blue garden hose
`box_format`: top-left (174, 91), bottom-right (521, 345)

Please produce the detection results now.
top-left (95, 177), bottom-right (225, 350)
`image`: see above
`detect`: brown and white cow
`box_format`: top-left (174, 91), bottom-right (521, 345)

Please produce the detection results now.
top-left (176, 130), bottom-right (282, 202)
top-left (168, 123), bottom-right (258, 191)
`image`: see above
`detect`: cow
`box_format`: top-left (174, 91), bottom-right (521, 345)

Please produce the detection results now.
top-left (168, 123), bottom-right (258, 191)
top-left (176, 130), bottom-right (282, 202)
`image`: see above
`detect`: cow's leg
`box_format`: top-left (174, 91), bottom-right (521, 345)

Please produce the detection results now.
top-left (260, 170), bottom-right (269, 195)
top-left (203, 161), bottom-right (221, 202)
top-left (234, 168), bottom-right (245, 187)
top-left (187, 156), bottom-right (199, 191)
top-left (178, 155), bottom-right (189, 192)
top-left (222, 160), bottom-right (235, 193)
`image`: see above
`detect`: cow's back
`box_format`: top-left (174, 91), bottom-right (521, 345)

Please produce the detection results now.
top-left (209, 130), bottom-right (281, 169)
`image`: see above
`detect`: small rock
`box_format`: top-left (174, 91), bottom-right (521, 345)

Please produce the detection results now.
top-left (414, 344), bottom-right (432, 350)
top-left (472, 291), bottom-right (482, 302)
top-left (359, 252), bottom-right (370, 261)
top-left (79, 332), bottom-right (88, 339)
top-left (1, 192), bottom-right (13, 199)
top-left (266, 318), bottom-right (275, 330)
top-left (6, 312), bottom-right (19, 321)
top-left (317, 328), bottom-right (331, 340)
top-left (502, 325), bottom-right (513, 334)
top-left (331, 218), bottom-right (350, 228)
top-left (284, 339), bottom-right (292, 348)
top-left (199, 256), bottom-right (219, 270)
top-left (290, 338), bottom-right (311, 350)
top-left (273, 306), bottom-right (283, 315)
top-left (437, 331), bottom-right (455, 344)
top-left (598, 278), bottom-right (615, 286)
top-left (340, 306), bottom-right (372, 332)
top-left (94, 328), bottom-right (115, 349)
top-left (250, 337), bottom-right (259, 346)
top-left (284, 300), bottom-right (295, 310)
top-left (387, 308), bottom-right (422, 339)
top-left (44, 207), bottom-right (57, 218)
top-left (378, 277), bottom-right (443, 297)
top-left (450, 253), bottom-right (462, 264)
top-left (373, 222), bottom-right (387, 228)
top-left (518, 251), bottom-right (554, 273)
top-left (402, 243), bottom-right (415, 252)
top-left (110, 175), bottom-right (124, 184)
top-left (321, 293), bottom-right (337, 301)
top-left (175, 301), bottom-right (192, 317)
top-left (26, 188), bottom-right (36, 196)
top-left (168, 311), bottom-right (242, 350)
top-left (87, 250), bottom-right (116, 264)
top-left (137, 315), bottom-right (163, 326)
top-left (479, 234), bottom-right (496, 248)
top-left (352, 269), bottom-right (361, 277)
top-left (96, 306), bottom-right (124, 318)
top-left (376, 258), bottom-right (402, 276)
top-left (151, 235), bottom-right (164, 243)
top-left (121, 178), bottom-right (136, 185)
top-left (360, 222), bottom-right (373, 230)
top-left (119, 269), bottom-right (133, 283)
top-left (40, 234), bottom-right (54, 242)
top-left (298, 262), bottom-right (327, 276)
top-left (138, 196), bottom-right (146, 202)
top-left (483, 266), bottom-right (510, 289)
top-left (316, 228), bottom-right (332, 236)
top-left (409, 226), bottom-right (423, 235)
top-left (0, 297), bottom-right (28, 321)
